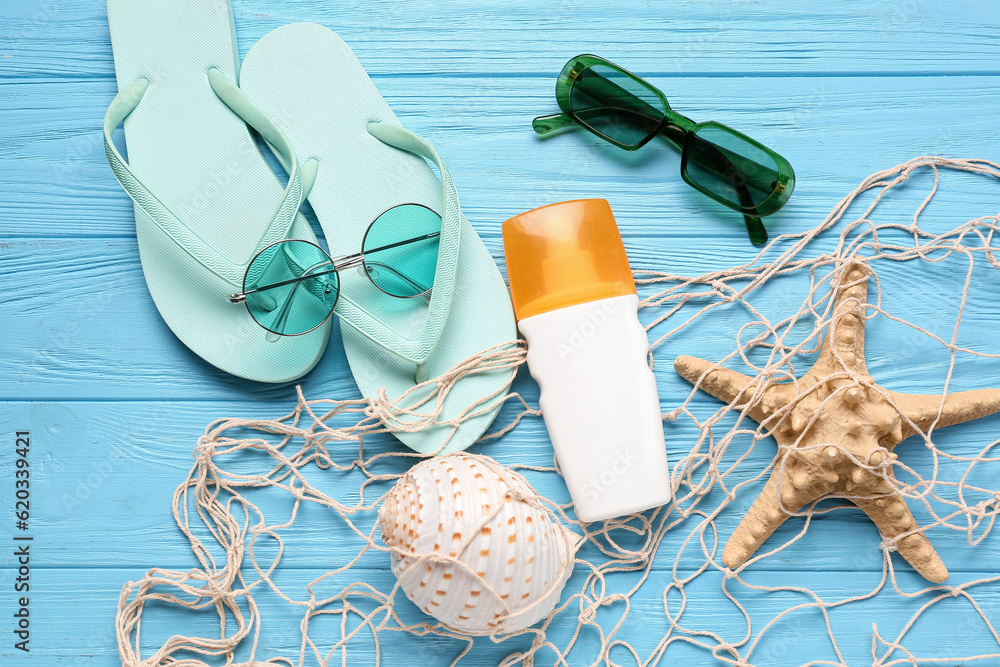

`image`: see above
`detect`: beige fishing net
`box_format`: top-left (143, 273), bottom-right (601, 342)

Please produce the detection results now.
top-left (116, 157), bottom-right (1000, 666)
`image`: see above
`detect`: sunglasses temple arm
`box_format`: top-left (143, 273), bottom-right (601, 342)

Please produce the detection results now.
top-left (532, 113), bottom-right (576, 135)
top-left (232, 266), bottom-right (340, 301)
top-left (366, 262), bottom-right (433, 299)
top-left (742, 214), bottom-right (768, 246)
top-left (733, 172), bottom-right (767, 245)
top-left (262, 278), bottom-right (306, 341)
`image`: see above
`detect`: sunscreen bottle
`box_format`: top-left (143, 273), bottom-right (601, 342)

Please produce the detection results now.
top-left (502, 199), bottom-right (671, 522)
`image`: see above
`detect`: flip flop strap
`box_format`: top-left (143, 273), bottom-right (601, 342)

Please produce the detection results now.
top-left (103, 69), bottom-right (316, 286)
top-left (334, 123), bottom-right (461, 365)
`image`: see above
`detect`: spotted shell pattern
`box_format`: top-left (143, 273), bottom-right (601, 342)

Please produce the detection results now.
top-left (379, 453), bottom-right (580, 635)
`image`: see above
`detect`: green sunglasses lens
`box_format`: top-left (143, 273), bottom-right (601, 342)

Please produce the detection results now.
top-left (682, 125), bottom-right (782, 211)
top-left (569, 63), bottom-right (665, 148)
top-left (244, 240), bottom-right (338, 336)
top-left (362, 204), bottom-right (442, 298)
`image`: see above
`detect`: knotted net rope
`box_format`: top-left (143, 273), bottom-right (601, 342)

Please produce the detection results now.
top-left (116, 157), bottom-right (1000, 666)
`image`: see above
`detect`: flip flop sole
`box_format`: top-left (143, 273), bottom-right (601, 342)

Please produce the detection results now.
top-left (106, 0), bottom-right (329, 382)
top-left (240, 23), bottom-right (516, 452)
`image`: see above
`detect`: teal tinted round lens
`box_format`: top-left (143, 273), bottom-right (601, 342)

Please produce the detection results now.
top-left (243, 240), bottom-right (338, 335)
top-left (683, 125), bottom-right (781, 210)
top-left (362, 204), bottom-right (441, 298)
top-left (570, 64), bottom-right (665, 148)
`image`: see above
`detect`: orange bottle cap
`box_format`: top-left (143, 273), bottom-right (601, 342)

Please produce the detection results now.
top-left (502, 199), bottom-right (636, 321)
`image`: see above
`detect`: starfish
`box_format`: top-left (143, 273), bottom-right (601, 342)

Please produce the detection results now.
top-left (674, 261), bottom-right (1000, 583)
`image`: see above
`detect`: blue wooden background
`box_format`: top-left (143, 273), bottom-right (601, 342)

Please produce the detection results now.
top-left (3, 0), bottom-right (1000, 664)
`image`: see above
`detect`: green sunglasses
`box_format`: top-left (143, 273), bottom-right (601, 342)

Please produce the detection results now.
top-left (533, 54), bottom-right (795, 245)
top-left (228, 203), bottom-right (441, 337)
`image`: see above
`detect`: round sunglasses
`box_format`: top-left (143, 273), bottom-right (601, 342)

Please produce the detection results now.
top-left (533, 54), bottom-right (795, 245)
top-left (228, 203), bottom-right (442, 337)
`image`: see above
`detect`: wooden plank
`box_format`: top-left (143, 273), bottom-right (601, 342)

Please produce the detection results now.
top-left (2, 0), bottom-right (999, 80)
top-left (3, 566), bottom-right (1000, 665)
top-left (4, 231), bottom-right (1000, 400)
top-left (3, 397), bottom-right (1000, 577)
top-left (3, 75), bottom-right (1000, 239)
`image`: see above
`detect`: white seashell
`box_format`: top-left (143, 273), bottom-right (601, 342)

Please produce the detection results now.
top-left (379, 453), bottom-right (581, 635)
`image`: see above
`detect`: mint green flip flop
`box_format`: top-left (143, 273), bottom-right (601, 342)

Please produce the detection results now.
top-left (103, 0), bottom-right (329, 383)
top-left (239, 23), bottom-right (517, 454)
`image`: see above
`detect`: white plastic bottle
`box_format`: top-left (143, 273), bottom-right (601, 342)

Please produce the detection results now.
top-left (503, 199), bottom-right (671, 523)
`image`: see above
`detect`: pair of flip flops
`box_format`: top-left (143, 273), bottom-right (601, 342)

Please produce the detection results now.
top-left (102, 0), bottom-right (516, 454)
